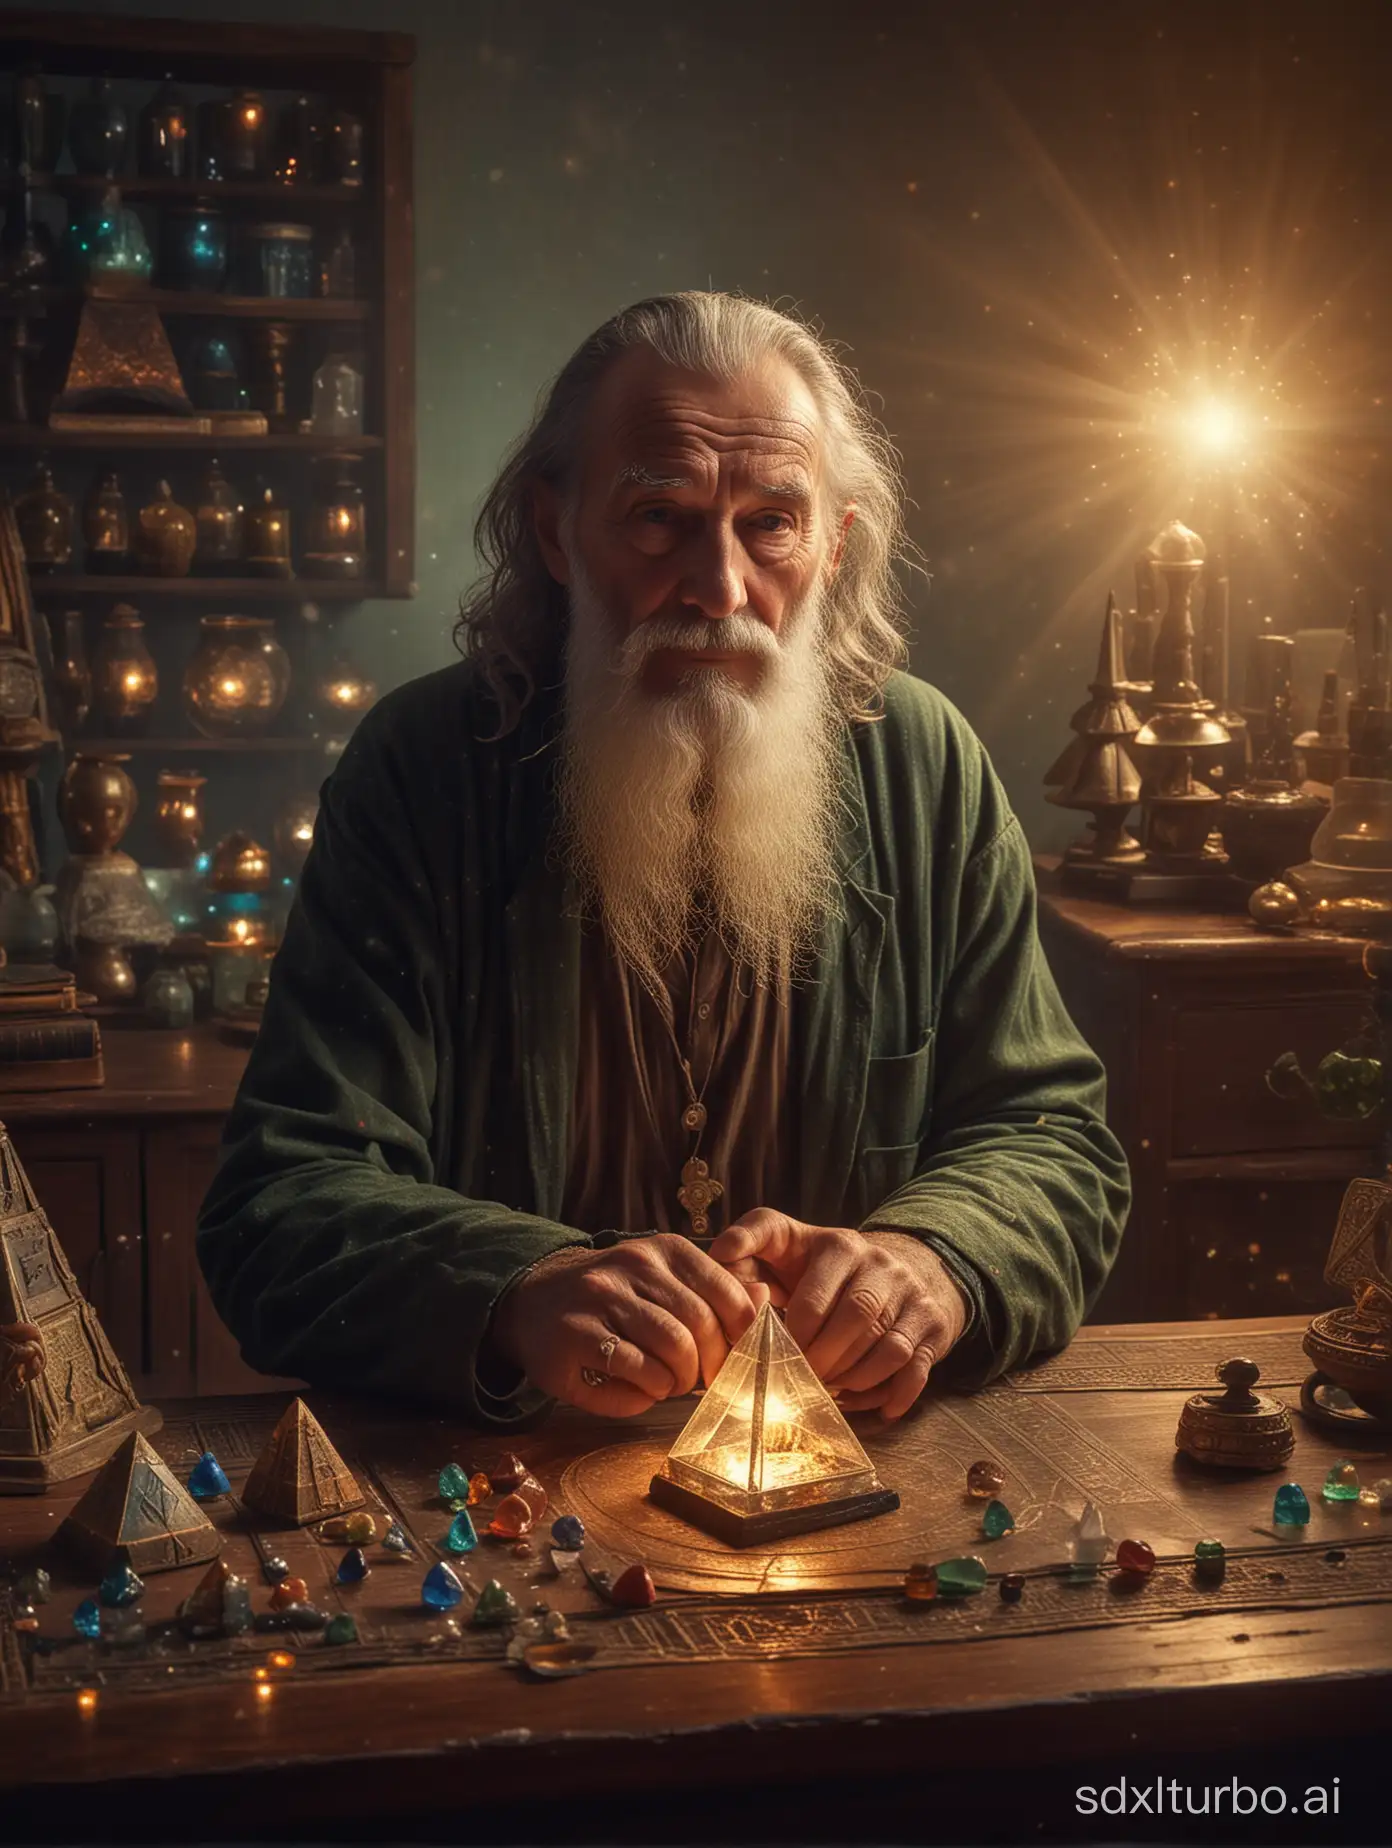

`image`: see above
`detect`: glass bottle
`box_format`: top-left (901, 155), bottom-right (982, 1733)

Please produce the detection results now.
top-left (91, 604), bottom-right (158, 734)
top-left (133, 480), bottom-right (196, 577)
top-left (14, 461), bottom-right (73, 572)
top-left (243, 487), bottom-right (294, 578)
top-left (317, 226), bottom-right (356, 298)
top-left (48, 611), bottom-right (92, 734)
top-left (273, 95), bottom-right (324, 185)
top-left (304, 456), bottom-right (365, 579)
top-left (193, 459), bottom-right (244, 574)
top-left (182, 615), bottom-right (290, 737)
top-left (143, 965), bottom-right (195, 1029)
top-left (308, 352), bottom-right (363, 437)
top-left (138, 75), bottom-right (192, 179)
top-left (67, 76), bottom-right (128, 179)
top-left (221, 91), bottom-right (269, 179)
top-left (83, 471), bottom-right (129, 574)
top-left (251, 322), bottom-right (295, 429)
top-left (159, 201), bottom-right (228, 291)
top-left (324, 108), bottom-right (364, 186)
top-left (154, 770), bottom-right (207, 868)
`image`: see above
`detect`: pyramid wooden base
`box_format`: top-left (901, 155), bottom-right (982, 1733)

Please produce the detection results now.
top-left (649, 1471), bottom-right (900, 1548)
top-left (0, 1402), bottom-right (163, 1494)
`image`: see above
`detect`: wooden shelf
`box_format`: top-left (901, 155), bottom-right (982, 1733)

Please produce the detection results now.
top-left (74, 736), bottom-right (329, 754)
top-left (0, 427), bottom-right (382, 452)
top-left (36, 289), bottom-right (372, 322)
top-left (32, 173), bottom-right (366, 207)
top-left (30, 576), bottom-right (380, 601)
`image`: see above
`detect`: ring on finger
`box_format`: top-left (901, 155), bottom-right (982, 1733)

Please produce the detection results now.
top-left (580, 1366), bottom-right (608, 1388)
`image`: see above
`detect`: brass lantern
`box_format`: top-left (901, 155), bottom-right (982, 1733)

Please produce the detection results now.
top-left (303, 456), bottom-right (366, 580)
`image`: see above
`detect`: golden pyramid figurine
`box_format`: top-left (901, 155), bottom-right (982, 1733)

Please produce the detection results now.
top-left (1302, 1176), bottom-right (1392, 1429)
top-left (0, 1120), bottom-right (160, 1492)
top-left (649, 1302), bottom-right (899, 1545)
top-left (241, 1397), bottom-right (364, 1526)
top-left (59, 1429), bottom-right (219, 1574)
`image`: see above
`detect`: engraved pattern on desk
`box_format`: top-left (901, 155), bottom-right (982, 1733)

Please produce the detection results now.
top-left (1006, 1329), bottom-right (1307, 1392)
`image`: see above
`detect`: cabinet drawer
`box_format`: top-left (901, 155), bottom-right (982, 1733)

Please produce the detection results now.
top-left (1176, 1176), bottom-right (1348, 1320)
top-left (1172, 1001), bottom-right (1376, 1157)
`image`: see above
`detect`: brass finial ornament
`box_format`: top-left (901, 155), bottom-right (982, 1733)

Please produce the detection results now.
top-left (1301, 1175), bottom-right (1392, 1432)
top-left (1045, 592), bottom-right (1145, 885)
top-left (1175, 1356), bottom-right (1295, 1470)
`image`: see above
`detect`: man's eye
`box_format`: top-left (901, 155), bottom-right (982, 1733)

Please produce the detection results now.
top-left (638, 505), bottom-right (674, 523)
top-left (753, 512), bottom-right (793, 532)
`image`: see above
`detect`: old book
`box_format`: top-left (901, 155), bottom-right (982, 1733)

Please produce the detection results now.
top-left (0, 1050), bottom-right (103, 1093)
top-left (0, 1016), bottom-right (100, 1062)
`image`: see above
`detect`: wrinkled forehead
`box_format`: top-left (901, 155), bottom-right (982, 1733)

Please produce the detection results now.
top-left (577, 348), bottom-right (826, 500)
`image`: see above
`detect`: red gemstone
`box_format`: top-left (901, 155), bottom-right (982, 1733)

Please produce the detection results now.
top-left (1116, 1539), bottom-right (1156, 1577)
top-left (610, 1563), bottom-right (656, 1608)
top-left (490, 1453), bottom-right (527, 1492)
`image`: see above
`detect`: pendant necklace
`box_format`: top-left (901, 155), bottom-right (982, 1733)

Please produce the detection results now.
top-left (652, 953), bottom-right (724, 1240)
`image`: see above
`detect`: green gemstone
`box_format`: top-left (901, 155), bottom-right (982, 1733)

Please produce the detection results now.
top-left (935, 1555), bottom-right (989, 1596)
top-left (981, 1499), bottom-right (1015, 1540)
top-left (437, 1463), bottom-right (471, 1502)
top-left (1193, 1538), bottom-right (1226, 1581)
top-left (1322, 1460), bottom-right (1361, 1503)
top-left (472, 1578), bottom-right (518, 1626)
top-left (324, 1613), bottom-right (358, 1646)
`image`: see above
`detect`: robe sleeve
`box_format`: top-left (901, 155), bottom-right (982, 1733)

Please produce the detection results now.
top-left (860, 812), bottom-right (1131, 1386)
top-left (195, 713), bottom-right (588, 1429)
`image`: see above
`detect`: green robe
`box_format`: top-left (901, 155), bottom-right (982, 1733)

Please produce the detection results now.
top-left (197, 662), bottom-right (1130, 1428)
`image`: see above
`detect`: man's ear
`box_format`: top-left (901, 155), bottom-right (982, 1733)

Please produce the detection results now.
top-left (829, 501), bottom-right (857, 577)
top-left (533, 478), bottom-right (571, 587)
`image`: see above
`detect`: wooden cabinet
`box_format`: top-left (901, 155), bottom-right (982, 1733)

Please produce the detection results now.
top-left (1036, 865), bottom-right (1377, 1324)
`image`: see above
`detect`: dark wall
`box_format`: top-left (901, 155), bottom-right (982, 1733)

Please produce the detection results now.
top-left (20, 0), bottom-right (1392, 844)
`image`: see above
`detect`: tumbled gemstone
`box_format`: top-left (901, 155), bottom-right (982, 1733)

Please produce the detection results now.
top-left (472, 1578), bottom-right (519, 1625)
top-left (1367, 1478), bottom-right (1392, 1510)
top-left (551, 1514), bottom-right (585, 1551)
top-left (966, 1459), bottom-right (1005, 1499)
top-left (19, 1568), bottom-right (51, 1606)
top-left (488, 1493), bottom-right (534, 1539)
top-left (491, 1454), bottom-right (527, 1492)
top-left (544, 1610), bottom-right (570, 1639)
top-left (444, 1510), bottom-right (479, 1554)
top-left (512, 1540), bottom-right (533, 1558)
top-left (999, 1573), bottom-right (1025, 1603)
top-left (903, 1561), bottom-right (938, 1602)
top-left (321, 1512), bottom-right (378, 1544)
top-left (421, 1562), bottom-right (465, 1610)
top-left (611, 1563), bottom-right (657, 1607)
top-left (936, 1555), bottom-right (989, 1596)
top-left (514, 1474), bottom-right (548, 1522)
top-left (99, 1558), bottom-right (144, 1608)
top-left (437, 1463), bottom-right (472, 1503)
top-left (981, 1499), bottom-right (1015, 1540)
top-left (936, 1555), bottom-right (990, 1596)
top-left (1066, 1501), bottom-right (1110, 1570)
top-left (336, 1546), bottom-right (370, 1584)
top-left (1322, 1461), bottom-right (1361, 1503)
top-left (467, 1472), bottom-right (492, 1505)
top-left (324, 1613), bottom-right (359, 1646)
top-left (1193, 1538), bottom-right (1226, 1582)
top-left (269, 1576), bottom-right (310, 1610)
top-left (382, 1519), bottom-right (414, 1555)
top-left (222, 1577), bottom-right (253, 1635)
top-left (1273, 1482), bottom-right (1311, 1526)
top-left (549, 1547), bottom-right (582, 1576)
top-left (254, 1603), bottom-right (328, 1632)
top-left (262, 1555), bottom-right (290, 1585)
top-left (72, 1597), bottom-right (101, 1639)
top-left (179, 1558), bottom-right (232, 1635)
top-left (1115, 1539), bottom-right (1156, 1577)
top-left (187, 1451), bottom-right (231, 1500)
top-left (11, 1603), bottom-right (38, 1633)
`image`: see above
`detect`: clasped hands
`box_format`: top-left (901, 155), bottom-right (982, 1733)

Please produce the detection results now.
top-left (490, 1208), bottom-right (968, 1423)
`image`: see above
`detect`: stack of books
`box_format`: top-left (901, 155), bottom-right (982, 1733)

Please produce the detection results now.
top-left (0, 963), bottom-right (103, 1093)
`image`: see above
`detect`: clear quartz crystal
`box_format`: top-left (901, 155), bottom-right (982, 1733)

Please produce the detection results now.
top-left (1067, 1500), bottom-right (1110, 1571)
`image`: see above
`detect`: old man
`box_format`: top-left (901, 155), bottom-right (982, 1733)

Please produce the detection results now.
top-left (197, 291), bottom-right (1129, 1430)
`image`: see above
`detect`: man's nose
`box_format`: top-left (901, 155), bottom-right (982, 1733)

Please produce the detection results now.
top-left (678, 522), bottom-right (745, 622)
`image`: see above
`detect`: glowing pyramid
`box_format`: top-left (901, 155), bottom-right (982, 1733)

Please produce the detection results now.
top-left (649, 1303), bottom-right (899, 1545)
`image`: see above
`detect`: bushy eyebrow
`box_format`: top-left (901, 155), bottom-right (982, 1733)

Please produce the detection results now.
top-left (612, 463), bottom-right (812, 504)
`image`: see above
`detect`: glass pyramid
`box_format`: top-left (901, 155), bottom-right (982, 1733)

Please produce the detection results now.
top-left (659, 1303), bottom-right (881, 1519)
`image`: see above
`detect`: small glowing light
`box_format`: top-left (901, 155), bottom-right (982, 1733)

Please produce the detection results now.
top-left (218, 675), bottom-right (245, 699)
top-left (76, 1688), bottom-right (99, 1716)
top-left (266, 1650), bottom-right (296, 1672)
top-left (255, 1680), bottom-right (274, 1703)
top-left (253, 1665), bottom-right (269, 1680)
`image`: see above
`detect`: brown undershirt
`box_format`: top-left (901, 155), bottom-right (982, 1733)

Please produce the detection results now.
top-left (561, 921), bottom-right (796, 1241)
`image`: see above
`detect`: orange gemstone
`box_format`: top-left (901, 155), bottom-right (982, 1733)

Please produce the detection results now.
top-left (269, 1577), bottom-right (309, 1610)
top-left (514, 1474), bottom-right (549, 1522)
top-left (904, 1562), bottom-right (938, 1602)
top-left (487, 1493), bottom-right (534, 1539)
top-left (490, 1453), bottom-right (527, 1492)
top-left (466, 1472), bottom-right (491, 1506)
top-left (611, 1563), bottom-right (656, 1607)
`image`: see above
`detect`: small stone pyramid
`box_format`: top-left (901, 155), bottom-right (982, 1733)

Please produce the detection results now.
top-left (59, 1430), bottom-right (220, 1574)
top-left (0, 1120), bottom-right (161, 1492)
top-left (241, 1398), bottom-right (364, 1526)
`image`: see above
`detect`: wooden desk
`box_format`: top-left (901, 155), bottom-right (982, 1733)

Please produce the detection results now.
top-left (1036, 865), bottom-right (1377, 1324)
top-left (3, 1019), bottom-right (258, 1401)
top-left (1, 1316), bottom-right (1388, 1843)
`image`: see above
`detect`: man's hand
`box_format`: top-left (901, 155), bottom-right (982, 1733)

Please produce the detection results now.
top-left (489, 1236), bottom-right (758, 1416)
top-left (708, 1211), bottom-right (968, 1421)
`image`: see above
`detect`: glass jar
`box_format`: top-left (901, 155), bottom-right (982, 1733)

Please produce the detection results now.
top-left (59, 186), bottom-right (153, 288)
top-left (309, 352), bottom-right (363, 436)
top-left (317, 226), bottom-right (356, 298)
top-left (243, 486), bottom-right (293, 577)
top-left (83, 471), bottom-right (129, 574)
top-left (153, 770), bottom-right (207, 868)
top-left (143, 965), bottom-right (195, 1030)
top-left (239, 222), bottom-right (313, 298)
top-left (273, 94), bottom-right (324, 185)
top-left (67, 76), bottom-right (128, 178)
top-left (133, 480), bottom-right (196, 577)
top-left (91, 604), bottom-right (158, 734)
top-left (138, 76), bottom-right (192, 180)
top-left (304, 457), bottom-right (365, 579)
top-left (220, 91), bottom-right (269, 179)
top-left (182, 615), bottom-right (290, 738)
top-left (160, 201), bottom-right (228, 291)
top-left (15, 462), bottom-right (74, 572)
top-left (324, 108), bottom-right (364, 186)
top-left (193, 459), bottom-right (243, 573)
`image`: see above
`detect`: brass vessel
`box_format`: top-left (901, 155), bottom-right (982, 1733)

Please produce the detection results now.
top-left (1302, 1176), bottom-right (1392, 1429)
top-left (1175, 1357), bottom-right (1295, 1470)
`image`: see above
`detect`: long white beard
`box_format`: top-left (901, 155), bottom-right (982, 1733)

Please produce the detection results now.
top-left (556, 561), bottom-right (845, 996)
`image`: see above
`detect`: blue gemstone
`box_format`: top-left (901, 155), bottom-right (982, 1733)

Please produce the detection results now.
top-left (422, 1562), bottom-right (464, 1610)
top-left (444, 1510), bottom-right (478, 1554)
top-left (551, 1514), bottom-right (585, 1550)
top-left (186, 1450), bottom-right (231, 1500)
top-left (99, 1559), bottom-right (144, 1608)
top-left (382, 1519), bottom-right (413, 1555)
top-left (72, 1597), bottom-right (100, 1638)
top-left (336, 1545), bottom-right (370, 1584)
top-left (1274, 1482), bottom-right (1311, 1526)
